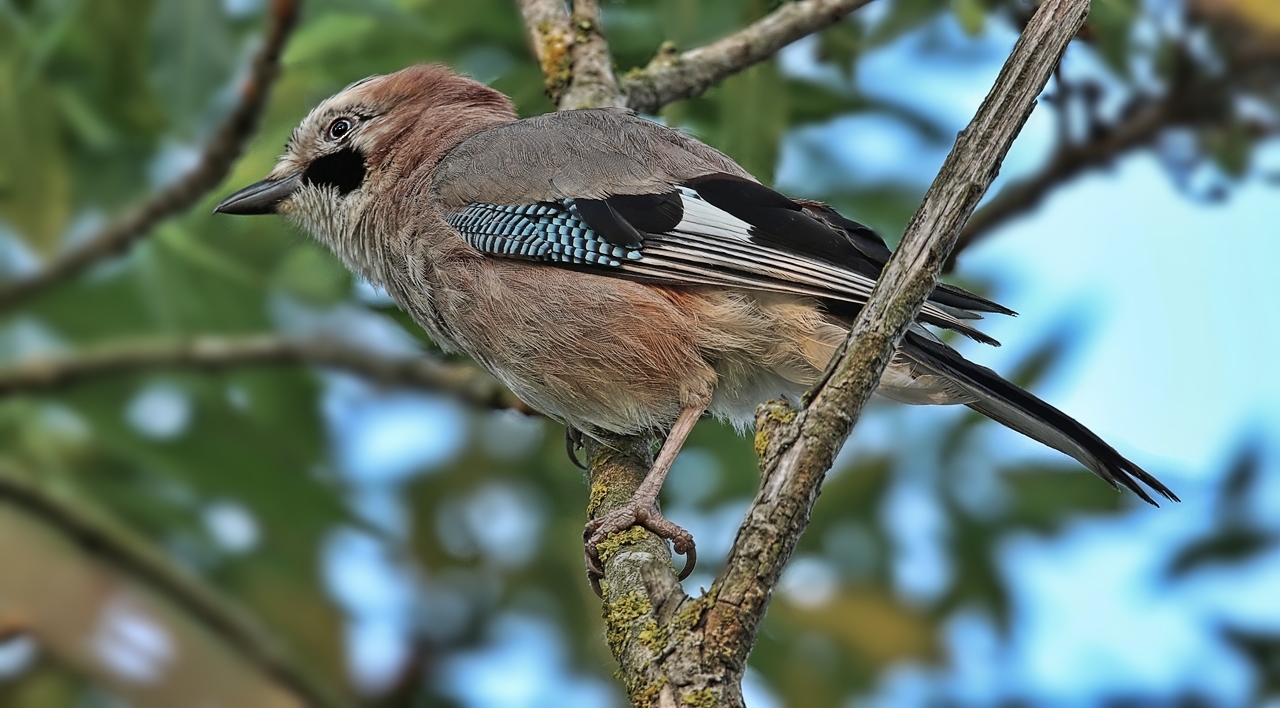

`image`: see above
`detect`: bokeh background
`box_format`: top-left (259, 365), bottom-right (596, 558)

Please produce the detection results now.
top-left (1, 0), bottom-right (1278, 705)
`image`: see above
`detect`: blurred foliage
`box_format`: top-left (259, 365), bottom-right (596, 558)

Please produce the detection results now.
top-left (0, 0), bottom-right (1276, 706)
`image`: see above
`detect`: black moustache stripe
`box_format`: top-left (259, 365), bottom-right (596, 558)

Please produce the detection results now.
top-left (304, 148), bottom-right (366, 195)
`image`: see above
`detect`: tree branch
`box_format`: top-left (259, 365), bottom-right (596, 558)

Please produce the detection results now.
top-left (0, 467), bottom-right (353, 708)
top-left (0, 335), bottom-right (535, 415)
top-left (562, 0), bottom-right (626, 109)
top-left (585, 0), bottom-right (1090, 703)
top-left (518, 0), bottom-right (625, 110)
top-left (621, 0), bottom-right (877, 114)
top-left (516, 0), bottom-right (575, 105)
top-left (0, 0), bottom-right (300, 312)
top-left (717, 0), bottom-right (1088, 678)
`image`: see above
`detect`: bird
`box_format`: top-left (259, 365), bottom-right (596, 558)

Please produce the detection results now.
top-left (215, 64), bottom-right (1177, 583)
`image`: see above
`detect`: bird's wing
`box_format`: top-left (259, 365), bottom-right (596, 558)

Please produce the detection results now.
top-left (434, 109), bottom-right (1012, 343)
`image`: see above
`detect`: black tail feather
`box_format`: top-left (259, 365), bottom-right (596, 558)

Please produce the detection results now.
top-left (902, 330), bottom-right (1179, 505)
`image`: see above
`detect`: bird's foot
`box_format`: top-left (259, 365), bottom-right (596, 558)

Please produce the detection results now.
top-left (584, 502), bottom-right (696, 595)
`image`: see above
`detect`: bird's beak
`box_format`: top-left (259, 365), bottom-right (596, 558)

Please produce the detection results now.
top-left (213, 173), bottom-right (302, 215)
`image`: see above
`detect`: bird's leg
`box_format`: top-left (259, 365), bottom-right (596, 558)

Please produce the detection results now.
top-left (584, 405), bottom-right (702, 588)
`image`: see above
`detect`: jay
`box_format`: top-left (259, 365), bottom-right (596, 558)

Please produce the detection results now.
top-left (216, 65), bottom-right (1176, 580)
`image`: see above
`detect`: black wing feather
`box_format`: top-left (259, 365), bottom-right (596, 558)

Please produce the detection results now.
top-left (603, 193), bottom-right (684, 234)
top-left (686, 175), bottom-right (875, 270)
top-left (566, 198), bottom-right (645, 247)
top-left (796, 200), bottom-right (893, 264)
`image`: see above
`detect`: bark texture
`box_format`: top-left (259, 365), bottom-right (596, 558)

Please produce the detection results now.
top-left (621, 0), bottom-right (877, 114)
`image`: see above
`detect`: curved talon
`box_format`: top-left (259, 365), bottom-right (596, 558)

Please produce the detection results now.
top-left (670, 535), bottom-right (701, 578)
top-left (586, 547), bottom-right (605, 597)
top-left (677, 546), bottom-right (696, 580)
top-left (564, 427), bottom-right (587, 470)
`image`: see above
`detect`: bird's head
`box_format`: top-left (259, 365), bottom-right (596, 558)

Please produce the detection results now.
top-left (215, 64), bottom-right (515, 272)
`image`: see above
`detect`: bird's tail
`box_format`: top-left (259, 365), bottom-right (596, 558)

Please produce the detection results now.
top-left (900, 330), bottom-right (1178, 505)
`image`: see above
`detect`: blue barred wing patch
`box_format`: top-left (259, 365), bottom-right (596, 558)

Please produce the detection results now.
top-left (447, 201), bottom-right (643, 267)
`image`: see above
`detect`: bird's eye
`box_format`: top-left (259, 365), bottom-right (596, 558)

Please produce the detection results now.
top-left (327, 118), bottom-right (353, 141)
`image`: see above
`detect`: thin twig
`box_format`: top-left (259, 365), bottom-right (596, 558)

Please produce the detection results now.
top-left (621, 0), bottom-right (877, 114)
top-left (0, 468), bottom-right (353, 708)
top-left (0, 0), bottom-right (300, 312)
top-left (0, 334), bottom-right (535, 414)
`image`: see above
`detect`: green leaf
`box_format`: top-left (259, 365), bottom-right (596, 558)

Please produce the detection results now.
top-left (952, 0), bottom-right (986, 36)
top-left (1088, 0), bottom-right (1140, 75)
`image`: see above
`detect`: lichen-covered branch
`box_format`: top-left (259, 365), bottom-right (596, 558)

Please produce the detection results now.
top-left (517, 0), bottom-right (624, 109)
top-left (561, 0), bottom-right (625, 109)
top-left (516, 0), bottom-right (575, 104)
top-left (712, 0), bottom-right (1091, 682)
top-left (0, 0), bottom-right (300, 312)
top-left (573, 0), bottom-right (1090, 704)
top-left (0, 468), bottom-right (353, 708)
top-left (621, 0), bottom-right (877, 114)
top-left (0, 335), bottom-right (534, 414)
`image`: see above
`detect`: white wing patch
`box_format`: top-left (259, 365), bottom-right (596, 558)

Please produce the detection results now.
top-left (673, 186), bottom-right (754, 241)
top-left (619, 187), bottom-right (983, 336)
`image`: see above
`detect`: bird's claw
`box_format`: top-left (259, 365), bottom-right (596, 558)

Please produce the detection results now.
top-left (583, 503), bottom-right (697, 596)
top-left (564, 427), bottom-right (587, 470)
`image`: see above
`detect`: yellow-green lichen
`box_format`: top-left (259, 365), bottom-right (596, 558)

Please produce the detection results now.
top-left (765, 405), bottom-right (797, 425)
top-left (628, 41), bottom-right (680, 79)
top-left (603, 592), bottom-right (652, 654)
top-left (670, 594), bottom-right (710, 635)
top-left (605, 592), bottom-right (650, 624)
top-left (535, 21), bottom-right (572, 99)
top-left (753, 428), bottom-right (770, 458)
top-left (754, 404), bottom-right (797, 458)
top-left (631, 676), bottom-right (668, 708)
top-left (586, 482), bottom-right (608, 516)
top-left (595, 525), bottom-right (650, 565)
top-left (682, 688), bottom-right (717, 707)
top-left (636, 618), bottom-right (669, 653)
